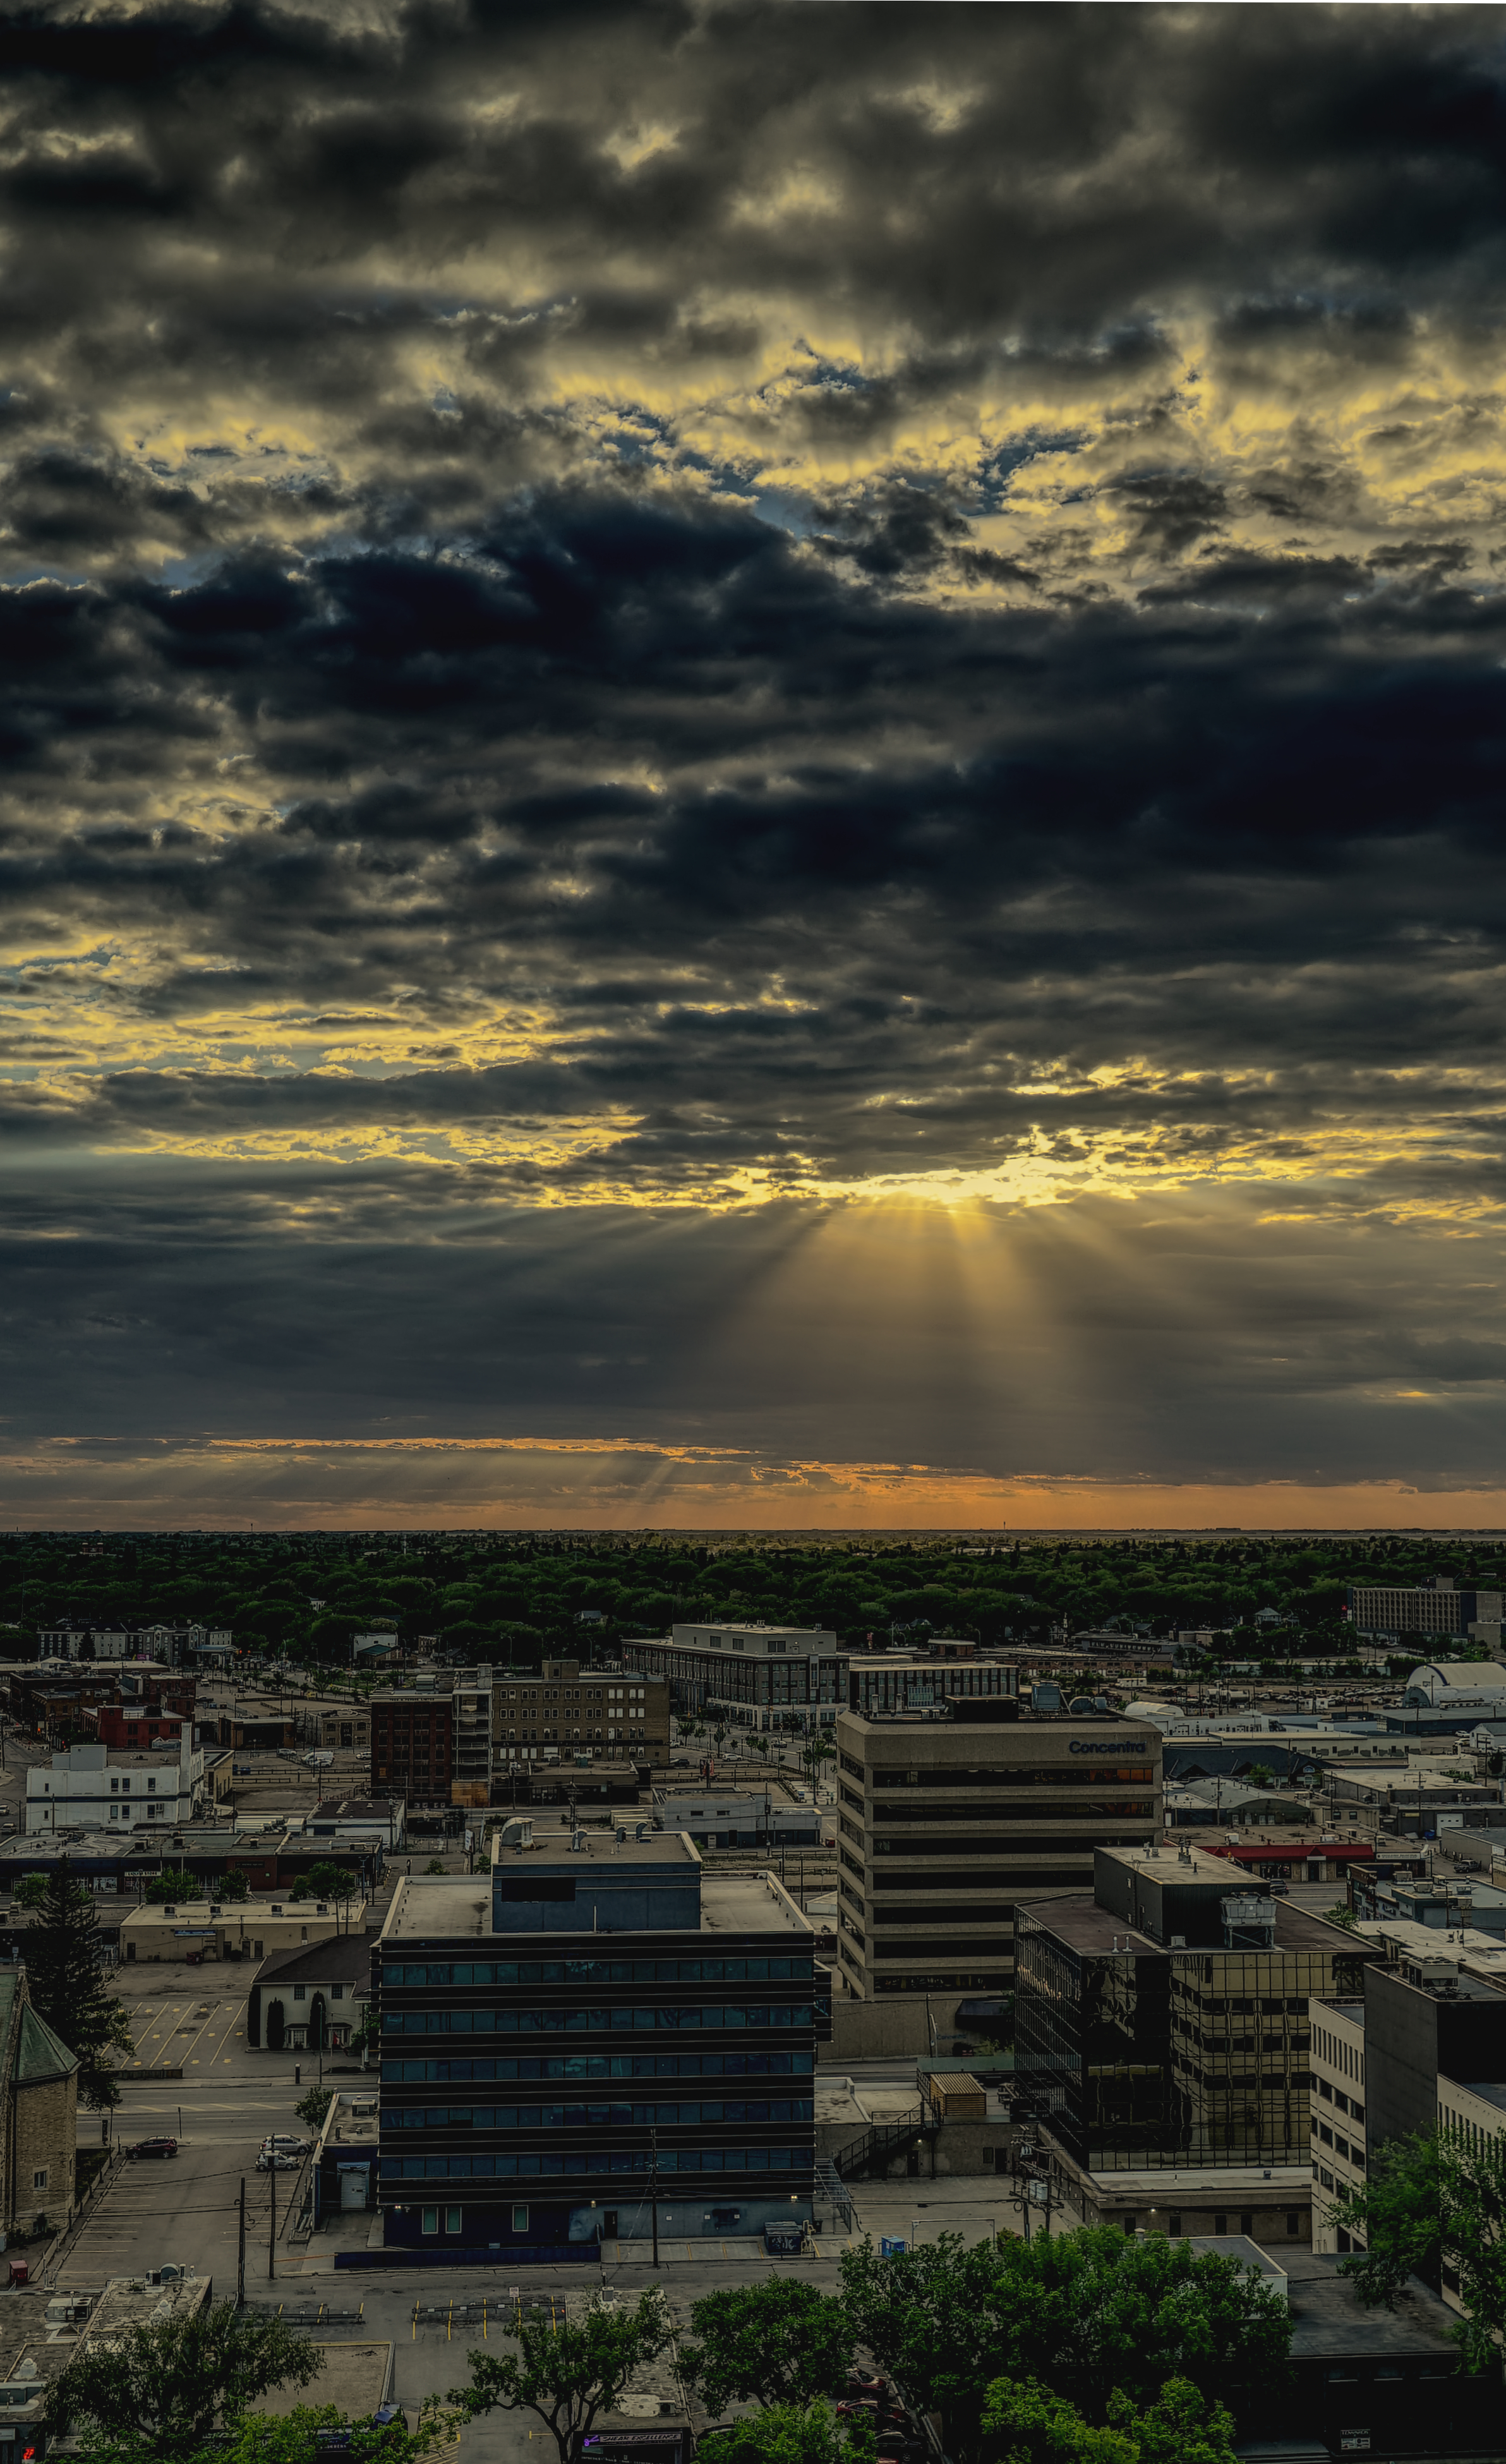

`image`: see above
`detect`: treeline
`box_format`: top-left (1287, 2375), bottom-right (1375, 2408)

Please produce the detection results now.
top-left (0, 1530), bottom-right (1497, 1674)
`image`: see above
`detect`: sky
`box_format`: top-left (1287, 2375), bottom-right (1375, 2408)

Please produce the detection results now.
top-left (4, 0), bottom-right (1506, 1531)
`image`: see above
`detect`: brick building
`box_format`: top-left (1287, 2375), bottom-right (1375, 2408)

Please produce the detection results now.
top-left (371, 1688), bottom-right (454, 1806)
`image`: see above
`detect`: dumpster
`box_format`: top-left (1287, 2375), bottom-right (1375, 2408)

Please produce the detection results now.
top-left (8, 2259), bottom-right (28, 2286)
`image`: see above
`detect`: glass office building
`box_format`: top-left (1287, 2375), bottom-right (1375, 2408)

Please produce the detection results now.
top-left (1016, 1852), bottom-right (1378, 2173)
top-left (375, 1835), bottom-right (821, 2259)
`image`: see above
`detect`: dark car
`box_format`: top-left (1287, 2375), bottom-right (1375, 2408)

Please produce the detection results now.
top-left (127, 2135), bottom-right (178, 2159)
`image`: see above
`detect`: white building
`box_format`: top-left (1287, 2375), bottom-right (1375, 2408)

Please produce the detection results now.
top-left (1310, 1996), bottom-right (1368, 2252)
top-left (25, 1739), bottom-right (205, 1835)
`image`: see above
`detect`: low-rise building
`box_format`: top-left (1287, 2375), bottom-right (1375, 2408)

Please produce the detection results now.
top-left (297, 1703), bottom-right (373, 1757)
top-left (653, 1788), bottom-right (823, 1847)
top-left (623, 1626), bottom-right (845, 1737)
top-left (121, 1892), bottom-right (365, 1966)
top-left (25, 1739), bottom-right (205, 1835)
top-left (247, 1933), bottom-right (373, 2053)
top-left (308, 1794), bottom-right (406, 1851)
top-left (0, 1969), bottom-right (78, 2241)
top-left (308, 2085), bottom-right (382, 2226)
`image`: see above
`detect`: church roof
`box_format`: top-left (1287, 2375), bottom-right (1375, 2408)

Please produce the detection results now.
top-left (16, 2005), bottom-right (78, 2086)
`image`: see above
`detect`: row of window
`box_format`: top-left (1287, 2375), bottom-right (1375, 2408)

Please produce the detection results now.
top-left (383, 2005), bottom-right (816, 2036)
top-left (869, 1766), bottom-right (1155, 1788)
top-left (382, 1957), bottom-right (812, 1986)
top-left (385, 2099), bottom-right (813, 2129)
top-left (870, 1799), bottom-right (1155, 1821)
top-left (381, 2050), bottom-right (816, 2084)
top-left (1315, 2120), bottom-right (1364, 2165)
top-left (382, 2146), bottom-right (808, 2178)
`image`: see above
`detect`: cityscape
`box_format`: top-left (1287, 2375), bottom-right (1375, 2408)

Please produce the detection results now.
top-left (6, 1), bottom-right (1506, 2460)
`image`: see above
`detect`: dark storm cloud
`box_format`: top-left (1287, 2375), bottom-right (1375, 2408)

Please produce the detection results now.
top-left (6, 1), bottom-right (1506, 1499)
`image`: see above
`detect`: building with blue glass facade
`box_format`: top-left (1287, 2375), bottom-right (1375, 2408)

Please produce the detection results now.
top-left (374, 1831), bottom-right (821, 2261)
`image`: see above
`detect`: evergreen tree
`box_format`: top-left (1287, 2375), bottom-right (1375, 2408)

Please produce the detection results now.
top-left (23, 1857), bottom-right (133, 2108)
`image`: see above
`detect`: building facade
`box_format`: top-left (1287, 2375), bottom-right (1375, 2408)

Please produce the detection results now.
top-left (247, 1933), bottom-right (372, 2053)
top-left (25, 1739), bottom-right (205, 1835)
top-left (833, 1705), bottom-right (1162, 2004)
top-left (490, 1660), bottom-right (670, 1777)
top-left (373, 1844), bottom-right (819, 2261)
top-left (1348, 1581), bottom-right (1503, 1640)
top-left (370, 1687), bottom-right (454, 1806)
top-left (1013, 1846), bottom-right (1380, 2178)
top-left (623, 1628), bottom-right (845, 1737)
top-left (121, 1893), bottom-right (364, 1964)
top-left (1310, 1996), bottom-right (1367, 2253)
top-left (0, 1972), bottom-right (78, 2241)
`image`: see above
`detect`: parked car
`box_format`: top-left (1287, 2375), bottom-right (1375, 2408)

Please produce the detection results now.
top-left (256, 2149), bottom-right (300, 2172)
top-left (260, 2134), bottom-right (308, 2154)
top-left (127, 2137), bottom-right (178, 2160)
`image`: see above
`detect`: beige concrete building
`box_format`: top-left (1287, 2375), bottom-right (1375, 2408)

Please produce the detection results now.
top-left (121, 1894), bottom-right (364, 1964)
top-left (1310, 1995), bottom-right (1368, 2253)
top-left (833, 1703), bottom-right (1162, 2019)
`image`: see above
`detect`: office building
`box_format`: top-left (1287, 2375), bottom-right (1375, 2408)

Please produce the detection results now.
top-left (831, 1701), bottom-right (1162, 2007)
top-left (371, 1684), bottom-right (455, 1806)
top-left (1309, 1996), bottom-right (1367, 2251)
top-left (1349, 1580), bottom-right (1503, 1641)
top-left (1362, 1945), bottom-right (1506, 2153)
top-left (373, 1837), bottom-right (819, 2261)
top-left (623, 1626), bottom-right (845, 1736)
top-left (491, 1660), bottom-right (670, 1774)
top-left (1011, 1844), bottom-right (1382, 2235)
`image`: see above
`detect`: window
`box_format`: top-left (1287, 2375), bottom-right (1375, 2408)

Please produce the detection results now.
top-left (1239, 2212), bottom-right (1253, 2235)
top-left (1214, 2213), bottom-right (1227, 2234)
top-left (1168, 2213), bottom-right (1181, 2235)
top-left (294, 1985), bottom-right (306, 2002)
top-left (512, 2204), bottom-right (529, 2231)
top-left (1286, 2211), bottom-right (1300, 2235)
top-left (446, 2206), bottom-right (462, 2234)
top-left (32, 2170), bottom-right (45, 2192)
top-left (421, 2207), bottom-right (438, 2235)
top-left (332, 1984), bottom-right (344, 2002)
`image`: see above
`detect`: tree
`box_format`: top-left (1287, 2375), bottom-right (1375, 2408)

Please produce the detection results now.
top-left (23, 1856), bottom-right (133, 2108)
top-left (1322, 1902), bottom-right (1359, 1932)
top-left (293, 2085), bottom-right (335, 2134)
top-left (680, 2281), bottom-right (857, 2413)
top-left (982, 2374), bottom-right (1238, 2464)
top-left (840, 2228), bottom-right (1288, 2464)
top-left (306, 1859), bottom-right (359, 1930)
top-left (42, 2297), bottom-right (322, 2464)
top-left (1331, 2126), bottom-right (1506, 2370)
top-left (697, 2400), bottom-right (876, 2464)
top-left (212, 2397), bottom-right (454, 2464)
top-left (217, 1866), bottom-right (250, 1901)
top-left (12, 1875), bottom-right (45, 1911)
top-left (450, 2286), bottom-right (673, 2464)
top-left (145, 1868), bottom-right (198, 1905)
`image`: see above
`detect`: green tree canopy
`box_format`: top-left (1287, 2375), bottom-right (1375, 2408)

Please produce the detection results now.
top-left (840, 2229), bottom-right (1289, 2464)
top-left (24, 1856), bottom-right (133, 2108)
top-left (982, 2374), bottom-right (1238, 2464)
top-left (680, 2281), bottom-right (857, 2413)
top-left (450, 2287), bottom-right (673, 2464)
top-left (1331, 2126), bottom-right (1506, 2371)
top-left (145, 1868), bottom-right (198, 1905)
top-left (42, 2298), bottom-right (322, 2463)
top-left (697, 2400), bottom-right (876, 2464)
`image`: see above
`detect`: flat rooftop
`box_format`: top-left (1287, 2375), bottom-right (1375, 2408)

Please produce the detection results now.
top-left (256, 2341), bottom-right (394, 2422)
top-left (1022, 1893), bottom-right (1370, 1959)
top-left (1274, 2242), bottom-right (1464, 2360)
top-left (380, 1866), bottom-right (812, 1943)
top-left (1456, 2079), bottom-right (1506, 2114)
top-left (492, 1830), bottom-right (699, 1869)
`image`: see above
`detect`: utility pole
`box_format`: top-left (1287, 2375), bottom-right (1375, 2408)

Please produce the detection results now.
top-left (238, 2178), bottom-right (245, 2307)
top-left (268, 2154), bottom-right (276, 2281)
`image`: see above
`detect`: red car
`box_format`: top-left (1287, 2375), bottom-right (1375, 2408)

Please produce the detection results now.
top-left (127, 2136), bottom-right (178, 2159)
